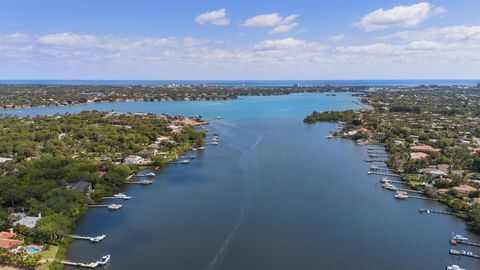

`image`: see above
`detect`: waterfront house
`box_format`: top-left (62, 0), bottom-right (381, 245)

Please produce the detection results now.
top-left (410, 152), bottom-right (428, 160)
top-left (138, 149), bottom-right (158, 157)
top-left (123, 155), bottom-right (151, 165)
top-left (0, 230), bottom-right (21, 251)
top-left (419, 168), bottom-right (447, 179)
top-left (452, 185), bottom-right (477, 195)
top-left (65, 181), bottom-right (92, 195)
top-left (410, 145), bottom-right (440, 153)
top-left (12, 213), bottom-right (42, 228)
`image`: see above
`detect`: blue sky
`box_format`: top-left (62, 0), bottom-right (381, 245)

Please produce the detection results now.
top-left (0, 0), bottom-right (479, 79)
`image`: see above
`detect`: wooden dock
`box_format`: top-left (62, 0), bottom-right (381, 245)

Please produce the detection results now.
top-left (381, 179), bottom-right (407, 185)
top-left (407, 195), bottom-right (436, 201)
top-left (88, 204), bottom-right (123, 210)
top-left (364, 159), bottom-right (387, 163)
top-left (125, 180), bottom-right (153, 185)
top-left (451, 239), bottom-right (480, 247)
top-left (69, 234), bottom-right (106, 243)
top-left (368, 171), bottom-right (401, 177)
top-left (57, 260), bottom-right (99, 268)
top-left (450, 249), bottom-right (480, 259)
top-left (419, 208), bottom-right (457, 216)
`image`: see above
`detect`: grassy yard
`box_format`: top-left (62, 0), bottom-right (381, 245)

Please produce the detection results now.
top-left (36, 245), bottom-right (58, 270)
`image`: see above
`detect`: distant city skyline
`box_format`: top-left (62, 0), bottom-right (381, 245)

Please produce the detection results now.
top-left (0, 0), bottom-right (479, 79)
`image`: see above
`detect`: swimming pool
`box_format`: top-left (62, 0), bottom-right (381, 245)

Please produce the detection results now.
top-left (25, 246), bottom-right (41, 253)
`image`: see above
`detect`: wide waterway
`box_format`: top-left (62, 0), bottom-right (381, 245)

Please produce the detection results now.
top-left (6, 93), bottom-right (480, 269)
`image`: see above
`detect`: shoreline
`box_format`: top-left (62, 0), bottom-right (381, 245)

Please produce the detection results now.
top-left (319, 94), bottom-right (480, 236)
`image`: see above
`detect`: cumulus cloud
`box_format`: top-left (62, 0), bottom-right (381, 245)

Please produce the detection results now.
top-left (328, 34), bottom-right (346, 42)
top-left (195, 8), bottom-right (230, 26)
top-left (387, 25), bottom-right (480, 41)
top-left (254, 38), bottom-right (306, 51)
top-left (356, 2), bottom-right (445, 31)
top-left (242, 13), bottom-right (299, 34)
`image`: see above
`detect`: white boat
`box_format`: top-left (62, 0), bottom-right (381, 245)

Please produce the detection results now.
top-left (89, 234), bottom-right (106, 243)
top-left (98, 255), bottom-right (111, 266)
top-left (446, 265), bottom-right (465, 270)
top-left (217, 116), bottom-right (223, 119)
top-left (108, 204), bottom-right (123, 210)
top-left (178, 159), bottom-right (190, 164)
top-left (452, 234), bottom-right (468, 241)
top-left (212, 141), bottom-right (219, 145)
top-left (198, 146), bottom-right (205, 150)
top-left (135, 172), bottom-right (155, 177)
top-left (139, 180), bottom-right (153, 185)
top-left (394, 194), bottom-right (408, 199)
top-left (113, 193), bottom-right (132, 200)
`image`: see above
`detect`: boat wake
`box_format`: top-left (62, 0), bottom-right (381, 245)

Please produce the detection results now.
top-left (206, 122), bottom-right (262, 270)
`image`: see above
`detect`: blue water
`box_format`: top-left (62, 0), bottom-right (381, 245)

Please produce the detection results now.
top-left (0, 80), bottom-right (478, 87)
top-left (25, 247), bottom-right (40, 253)
top-left (3, 93), bottom-right (479, 269)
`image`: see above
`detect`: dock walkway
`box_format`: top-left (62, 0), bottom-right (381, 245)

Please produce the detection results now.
top-left (451, 239), bottom-right (480, 247)
top-left (368, 171), bottom-right (401, 178)
top-left (450, 249), bottom-right (480, 259)
top-left (419, 208), bottom-right (457, 215)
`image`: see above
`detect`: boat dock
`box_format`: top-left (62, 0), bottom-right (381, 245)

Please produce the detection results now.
top-left (405, 195), bottom-right (436, 200)
top-left (450, 249), bottom-right (480, 259)
top-left (393, 187), bottom-right (423, 194)
top-left (125, 180), bottom-right (153, 185)
top-left (368, 154), bottom-right (389, 158)
top-left (364, 159), bottom-right (387, 162)
top-left (368, 171), bottom-right (401, 177)
top-left (380, 178), bottom-right (407, 185)
top-left (369, 166), bottom-right (391, 172)
top-left (179, 155), bottom-right (196, 159)
top-left (88, 204), bottom-right (123, 210)
top-left (419, 208), bottom-right (457, 215)
top-left (451, 239), bottom-right (480, 247)
top-left (69, 234), bottom-right (106, 243)
top-left (102, 196), bottom-right (131, 200)
top-left (58, 260), bottom-right (100, 268)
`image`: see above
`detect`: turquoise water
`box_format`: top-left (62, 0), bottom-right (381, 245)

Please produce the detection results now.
top-left (5, 93), bottom-right (479, 269)
top-left (25, 247), bottom-right (40, 253)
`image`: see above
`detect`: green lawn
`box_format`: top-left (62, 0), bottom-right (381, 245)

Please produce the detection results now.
top-left (36, 245), bottom-right (58, 270)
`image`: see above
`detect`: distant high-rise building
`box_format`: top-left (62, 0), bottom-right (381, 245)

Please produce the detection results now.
top-left (477, 82), bottom-right (480, 88)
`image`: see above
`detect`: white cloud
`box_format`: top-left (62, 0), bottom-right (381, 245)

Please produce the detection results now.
top-left (242, 13), bottom-right (299, 33)
top-left (1, 30), bottom-right (478, 79)
top-left (387, 25), bottom-right (480, 41)
top-left (254, 38), bottom-right (306, 51)
top-left (356, 2), bottom-right (445, 31)
top-left (336, 43), bottom-right (404, 55)
top-left (195, 8), bottom-right (230, 26)
top-left (270, 23), bottom-right (298, 34)
top-left (328, 34), bottom-right (346, 42)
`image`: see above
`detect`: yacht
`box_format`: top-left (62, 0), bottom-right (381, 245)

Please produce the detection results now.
top-left (394, 194), bottom-right (408, 199)
top-left (135, 172), bottom-right (156, 177)
top-left (452, 234), bottom-right (468, 241)
top-left (139, 180), bottom-right (153, 185)
top-left (446, 265), bottom-right (465, 270)
top-left (108, 204), bottom-right (123, 210)
top-left (89, 234), bottom-right (106, 243)
top-left (326, 135), bottom-right (333, 139)
top-left (98, 255), bottom-right (111, 266)
top-left (179, 159), bottom-right (190, 164)
top-left (113, 193), bottom-right (132, 200)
